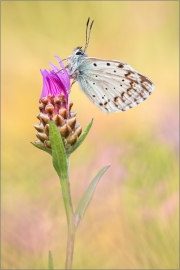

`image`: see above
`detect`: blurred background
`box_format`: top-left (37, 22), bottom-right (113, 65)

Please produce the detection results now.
top-left (1, 1), bottom-right (179, 269)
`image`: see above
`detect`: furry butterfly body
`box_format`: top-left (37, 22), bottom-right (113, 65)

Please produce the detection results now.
top-left (66, 19), bottom-right (155, 113)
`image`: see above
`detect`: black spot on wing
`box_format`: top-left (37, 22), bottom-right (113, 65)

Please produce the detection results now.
top-left (118, 64), bottom-right (124, 68)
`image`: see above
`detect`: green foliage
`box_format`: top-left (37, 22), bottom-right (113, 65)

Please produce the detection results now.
top-left (74, 165), bottom-right (110, 230)
top-left (49, 120), bottom-right (68, 180)
top-left (31, 142), bottom-right (52, 155)
top-left (48, 251), bottom-right (54, 269)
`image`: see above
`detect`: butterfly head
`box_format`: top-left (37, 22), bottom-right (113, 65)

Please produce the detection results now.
top-left (69, 46), bottom-right (88, 65)
top-left (72, 46), bottom-right (87, 58)
top-left (67, 46), bottom-right (87, 76)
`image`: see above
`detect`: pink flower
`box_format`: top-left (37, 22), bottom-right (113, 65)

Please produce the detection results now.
top-left (40, 56), bottom-right (70, 112)
top-left (34, 56), bottom-right (82, 149)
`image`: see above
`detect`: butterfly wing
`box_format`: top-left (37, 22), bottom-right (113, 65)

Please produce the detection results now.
top-left (76, 57), bottom-right (155, 113)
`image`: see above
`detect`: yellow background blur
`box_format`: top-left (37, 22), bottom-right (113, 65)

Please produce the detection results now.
top-left (2, 1), bottom-right (179, 269)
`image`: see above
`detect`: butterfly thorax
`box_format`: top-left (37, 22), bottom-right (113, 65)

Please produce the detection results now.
top-left (67, 47), bottom-right (88, 79)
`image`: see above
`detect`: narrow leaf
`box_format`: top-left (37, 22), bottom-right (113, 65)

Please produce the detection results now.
top-left (66, 119), bottom-right (93, 155)
top-left (31, 142), bottom-right (52, 155)
top-left (74, 165), bottom-right (110, 230)
top-left (49, 120), bottom-right (68, 180)
top-left (48, 250), bottom-right (54, 269)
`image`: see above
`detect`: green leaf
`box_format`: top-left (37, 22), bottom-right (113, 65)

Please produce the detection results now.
top-left (74, 165), bottom-right (110, 230)
top-left (49, 120), bottom-right (68, 180)
top-left (48, 250), bottom-right (54, 269)
top-left (66, 119), bottom-right (93, 156)
top-left (31, 142), bottom-right (52, 155)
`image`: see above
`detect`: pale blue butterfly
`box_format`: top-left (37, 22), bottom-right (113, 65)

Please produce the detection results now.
top-left (65, 18), bottom-right (155, 113)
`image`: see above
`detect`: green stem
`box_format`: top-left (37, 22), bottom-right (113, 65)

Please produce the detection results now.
top-left (60, 158), bottom-right (75, 269)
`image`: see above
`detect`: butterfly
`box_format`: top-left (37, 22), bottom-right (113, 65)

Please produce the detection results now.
top-left (65, 18), bottom-right (155, 113)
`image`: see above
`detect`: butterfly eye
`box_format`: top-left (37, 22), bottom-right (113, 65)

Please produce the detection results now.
top-left (76, 51), bottom-right (82, 55)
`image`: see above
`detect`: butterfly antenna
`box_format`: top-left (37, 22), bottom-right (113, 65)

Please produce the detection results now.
top-left (84, 18), bottom-right (94, 52)
top-left (85, 17), bottom-right (90, 49)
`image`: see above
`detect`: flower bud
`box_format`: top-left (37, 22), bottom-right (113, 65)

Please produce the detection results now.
top-left (34, 57), bottom-right (82, 151)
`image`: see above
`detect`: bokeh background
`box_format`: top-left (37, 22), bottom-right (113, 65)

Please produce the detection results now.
top-left (1, 1), bottom-right (179, 269)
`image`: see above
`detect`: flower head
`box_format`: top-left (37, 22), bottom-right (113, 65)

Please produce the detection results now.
top-left (34, 57), bottom-right (82, 149)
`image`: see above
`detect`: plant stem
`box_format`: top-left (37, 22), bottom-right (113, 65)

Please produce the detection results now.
top-left (60, 158), bottom-right (75, 269)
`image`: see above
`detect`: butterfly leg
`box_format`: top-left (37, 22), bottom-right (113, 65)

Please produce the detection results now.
top-left (71, 79), bottom-right (77, 88)
top-left (70, 71), bottom-right (79, 88)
